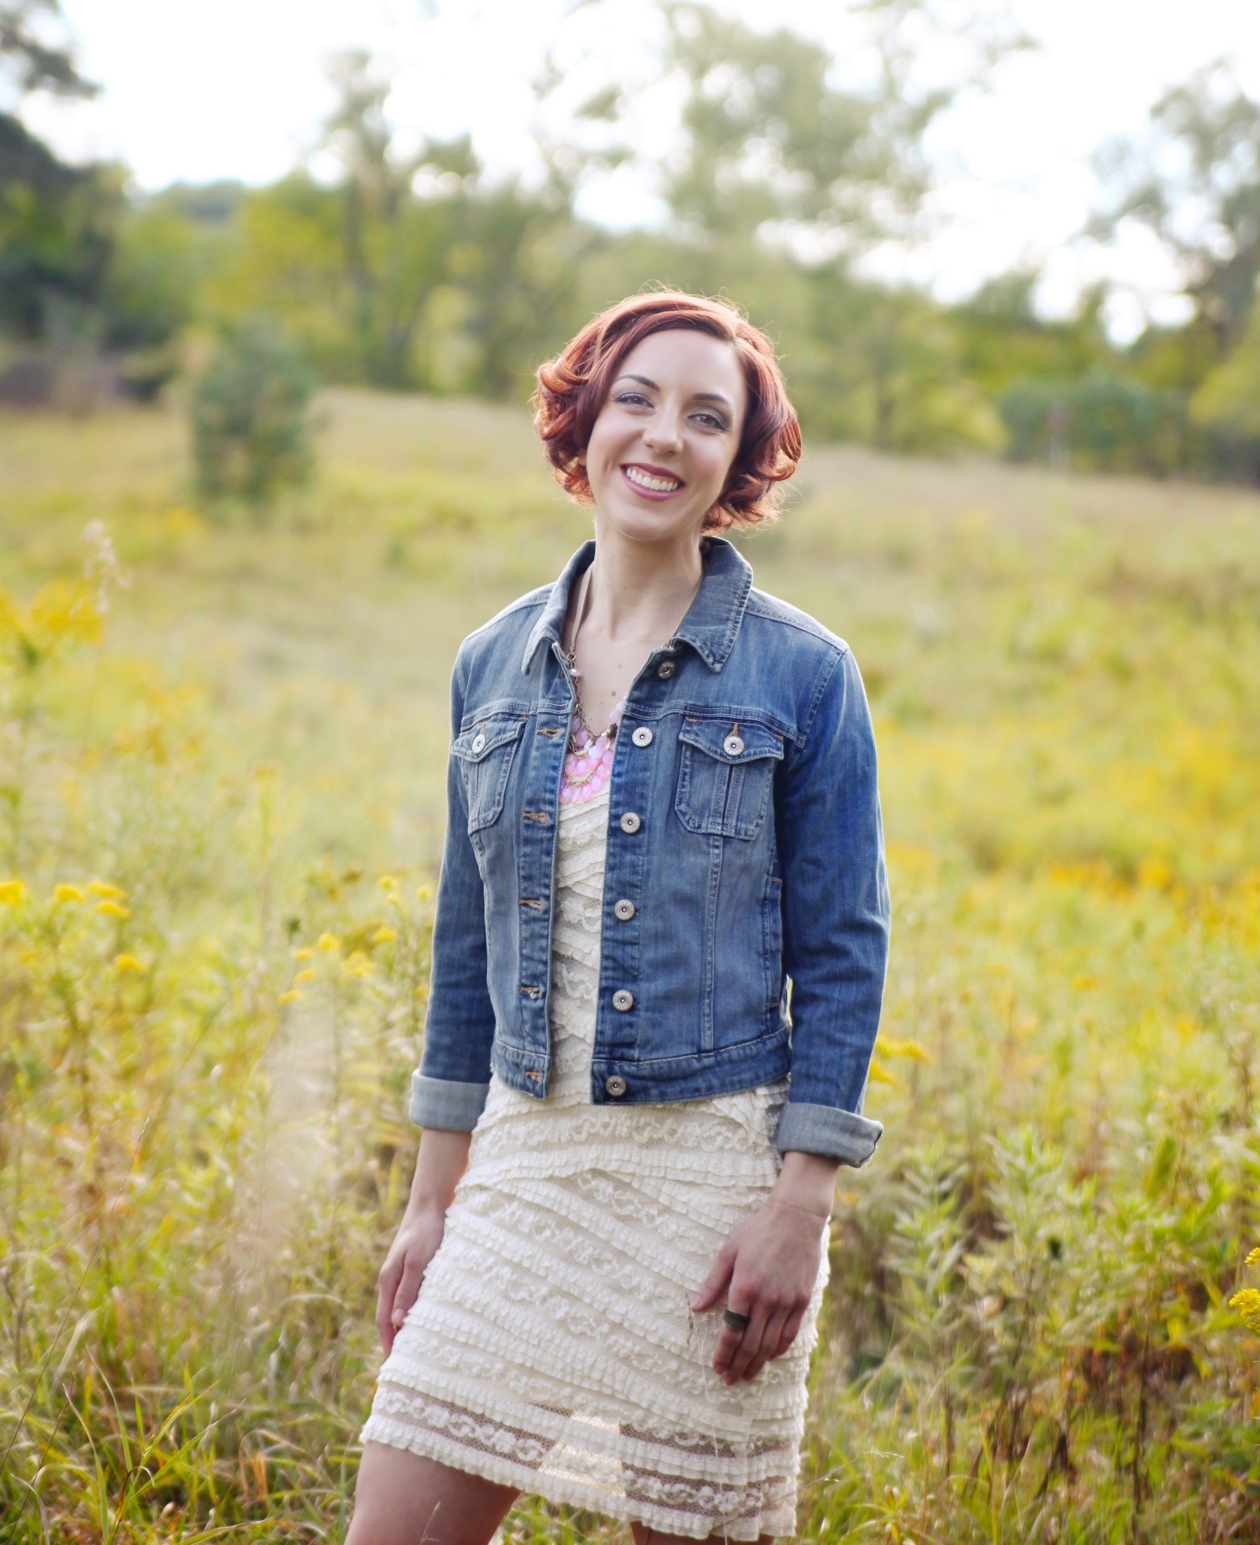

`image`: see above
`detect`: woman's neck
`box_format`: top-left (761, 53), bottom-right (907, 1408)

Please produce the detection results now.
top-left (581, 523), bottom-right (705, 647)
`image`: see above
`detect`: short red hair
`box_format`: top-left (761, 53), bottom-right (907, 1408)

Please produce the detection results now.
top-left (533, 291), bottom-right (801, 530)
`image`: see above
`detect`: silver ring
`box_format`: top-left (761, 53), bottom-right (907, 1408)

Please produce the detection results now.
top-left (722, 1308), bottom-right (751, 1333)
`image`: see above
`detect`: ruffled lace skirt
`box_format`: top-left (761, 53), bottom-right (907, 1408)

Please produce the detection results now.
top-left (361, 787), bottom-right (824, 1541)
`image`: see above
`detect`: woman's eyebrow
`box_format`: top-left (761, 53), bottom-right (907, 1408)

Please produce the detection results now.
top-left (613, 374), bottom-right (733, 411)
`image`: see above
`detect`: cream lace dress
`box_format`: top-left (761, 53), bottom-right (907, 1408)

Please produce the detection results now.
top-left (361, 783), bottom-right (827, 1540)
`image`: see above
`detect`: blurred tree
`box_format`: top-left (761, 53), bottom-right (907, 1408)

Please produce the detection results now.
top-left (191, 317), bottom-right (316, 511)
top-left (0, 0), bottom-right (119, 346)
top-left (1191, 297), bottom-right (1260, 480)
top-left (1092, 62), bottom-right (1260, 351)
top-left (319, 48), bottom-right (476, 388)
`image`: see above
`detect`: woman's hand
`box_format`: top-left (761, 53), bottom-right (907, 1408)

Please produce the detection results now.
top-left (691, 1150), bottom-right (838, 1384)
top-left (375, 1128), bottom-right (472, 1354)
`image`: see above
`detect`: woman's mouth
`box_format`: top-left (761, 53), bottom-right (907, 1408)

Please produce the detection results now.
top-left (621, 463), bottom-right (685, 499)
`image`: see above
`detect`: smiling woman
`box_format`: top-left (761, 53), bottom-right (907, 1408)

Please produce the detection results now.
top-left (347, 292), bottom-right (889, 1545)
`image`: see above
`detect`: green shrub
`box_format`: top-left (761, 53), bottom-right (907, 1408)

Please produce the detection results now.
top-left (191, 318), bottom-right (316, 508)
top-left (1000, 367), bottom-right (1189, 476)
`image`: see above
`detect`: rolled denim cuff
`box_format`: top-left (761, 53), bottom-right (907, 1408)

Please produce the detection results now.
top-left (409, 1071), bottom-right (490, 1131)
top-left (775, 1101), bottom-right (884, 1167)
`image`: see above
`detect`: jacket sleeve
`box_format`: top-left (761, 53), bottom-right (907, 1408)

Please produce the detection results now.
top-left (775, 645), bottom-right (890, 1166)
top-left (410, 650), bottom-right (495, 1131)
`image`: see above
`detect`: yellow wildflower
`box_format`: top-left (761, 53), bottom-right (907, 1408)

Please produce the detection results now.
top-left (0, 879), bottom-right (27, 905)
top-left (416, 885), bottom-right (432, 901)
top-left (877, 1036), bottom-right (931, 1063)
top-left (54, 884), bottom-right (84, 904)
top-left (1246, 1247), bottom-right (1260, 1268)
top-left (378, 875), bottom-right (401, 893)
top-left (88, 880), bottom-right (127, 900)
top-left (372, 925), bottom-right (397, 945)
top-left (292, 946), bottom-right (313, 960)
top-left (293, 968), bottom-right (317, 984)
top-left (278, 989), bottom-right (302, 1005)
top-left (316, 932), bottom-right (340, 953)
top-left (1229, 1287), bottom-right (1260, 1331)
top-left (96, 900), bottom-right (130, 919)
top-left (114, 954), bottom-right (147, 974)
top-left (342, 951), bottom-right (375, 979)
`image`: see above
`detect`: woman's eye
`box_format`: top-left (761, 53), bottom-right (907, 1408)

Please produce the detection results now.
top-left (693, 411), bottom-right (727, 431)
top-left (615, 392), bottom-right (652, 407)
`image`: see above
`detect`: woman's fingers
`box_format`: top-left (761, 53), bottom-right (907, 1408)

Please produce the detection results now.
top-left (712, 1296), bottom-right (763, 1383)
top-left (690, 1240), bottom-right (736, 1313)
top-left (773, 1304), bottom-right (808, 1361)
top-left (391, 1251), bottom-right (427, 1333)
top-left (742, 1305), bottom-right (791, 1382)
top-left (376, 1256), bottom-right (403, 1351)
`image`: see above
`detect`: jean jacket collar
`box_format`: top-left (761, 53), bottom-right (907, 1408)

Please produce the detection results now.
top-left (521, 536), bottom-right (755, 676)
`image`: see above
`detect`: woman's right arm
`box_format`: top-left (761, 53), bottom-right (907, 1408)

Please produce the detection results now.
top-left (375, 1127), bottom-right (472, 1353)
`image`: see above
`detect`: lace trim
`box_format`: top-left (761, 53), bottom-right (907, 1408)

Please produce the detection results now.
top-left (362, 1385), bottom-right (798, 1541)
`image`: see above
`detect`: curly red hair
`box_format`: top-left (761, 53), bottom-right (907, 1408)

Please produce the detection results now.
top-left (533, 291), bottom-right (801, 530)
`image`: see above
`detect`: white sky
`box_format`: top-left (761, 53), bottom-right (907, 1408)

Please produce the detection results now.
top-left (22, 0), bottom-right (1260, 331)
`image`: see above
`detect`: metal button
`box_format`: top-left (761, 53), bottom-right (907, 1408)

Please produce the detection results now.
top-left (612, 989), bottom-right (634, 1012)
top-left (605, 1075), bottom-right (628, 1097)
top-left (471, 732), bottom-right (486, 754)
top-left (723, 733), bottom-right (745, 757)
top-left (631, 726), bottom-right (654, 747)
top-left (619, 811), bottom-right (641, 834)
top-left (613, 898), bottom-right (635, 921)
top-left (656, 660), bottom-right (676, 679)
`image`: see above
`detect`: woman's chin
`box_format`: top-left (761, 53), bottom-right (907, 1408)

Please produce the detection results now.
top-left (595, 496), bottom-right (707, 547)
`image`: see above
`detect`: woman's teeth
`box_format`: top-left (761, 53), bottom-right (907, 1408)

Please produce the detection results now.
top-left (625, 467), bottom-right (682, 492)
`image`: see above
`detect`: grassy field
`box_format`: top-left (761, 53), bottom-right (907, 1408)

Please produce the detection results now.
top-left (0, 389), bottom-right (1258, 1543)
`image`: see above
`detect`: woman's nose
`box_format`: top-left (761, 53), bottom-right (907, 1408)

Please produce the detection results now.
top-left (643, 413), bottom-right (683, 452)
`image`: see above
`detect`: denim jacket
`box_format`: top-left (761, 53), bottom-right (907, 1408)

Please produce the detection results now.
top-left (411, 537), bottom-right (890, 1166)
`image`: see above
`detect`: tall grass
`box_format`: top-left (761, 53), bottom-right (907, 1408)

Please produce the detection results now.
top-left (0, 392), bottom-right (1257, 1542)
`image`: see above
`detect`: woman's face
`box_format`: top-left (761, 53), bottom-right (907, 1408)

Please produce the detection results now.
top-left (582, 328), bottom-right (748, 546)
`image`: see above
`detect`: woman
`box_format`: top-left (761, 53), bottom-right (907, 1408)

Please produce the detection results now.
top-left (349, 292), bottom-right (889, 1545)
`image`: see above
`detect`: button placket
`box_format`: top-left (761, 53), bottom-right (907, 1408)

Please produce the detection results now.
top-left (612, 989), bottom-right (634, 1012)
top-left (613, 898), bottom-right (635, 921)
top-left (619, 811), bottom-right (641, 834)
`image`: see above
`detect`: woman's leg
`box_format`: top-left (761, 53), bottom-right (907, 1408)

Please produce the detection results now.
top-left (346, 1442), bottom-right (519, 1545)
top-left (629, 1528), bottom-right (776, 1545)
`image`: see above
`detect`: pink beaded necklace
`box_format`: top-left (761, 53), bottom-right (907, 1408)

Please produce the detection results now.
top-left (560, 567), bottom-right (623, 807)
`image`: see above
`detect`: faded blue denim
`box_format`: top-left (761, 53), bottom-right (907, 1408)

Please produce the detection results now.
top-left (412, 537), bottom-right (890, 1166)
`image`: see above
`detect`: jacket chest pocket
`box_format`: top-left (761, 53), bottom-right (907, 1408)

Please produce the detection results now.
top-left (674, 719), bottom-right (784, 839)
top-left (452, 717), bottom-right (526, 832)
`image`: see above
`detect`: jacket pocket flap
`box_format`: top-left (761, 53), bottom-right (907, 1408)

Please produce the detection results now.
top-left (453, 717), bottom-right (526, 763)
top-left (678, 719), bottom-right (784, 765)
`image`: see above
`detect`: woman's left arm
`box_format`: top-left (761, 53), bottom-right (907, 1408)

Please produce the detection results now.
top-left (691, 1151), bottom-right (838, 1383)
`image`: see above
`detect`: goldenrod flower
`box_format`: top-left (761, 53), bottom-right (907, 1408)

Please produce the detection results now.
top-left (114, 954), bottom-right (147, 974)
top-left (378, 875), bottom-right (401, 893)
top-left (316, 932), bottom-right (340, 953)
top-left (292, 946), bottom-right (313, 961)
top-left (96, 900), bottom-right (130, 919)
top-left (1246, 1247), bottom-right (1260, 1268)
top-left (0, 879), bottom-right (27, 905)
top-left (293, 968), bottom-right (317, 984)
top-left (416, 885), bottom-right (432, 901)
top-left (1229, 1287), bottom-right (1260, 1331)
top-left (278, 989), bottom-right (302, 1005)
top-left (342, 951), bottom-right (375, 979)
top-left (372, 925), bottom-right (397, 945)
top-left (54, 884), bottom-right (84, 904)
top-left (89, 880), bottom-right (127, 900)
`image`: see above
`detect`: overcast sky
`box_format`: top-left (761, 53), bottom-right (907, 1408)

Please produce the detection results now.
top-left (23, 0), bottom-right (1260, 333)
